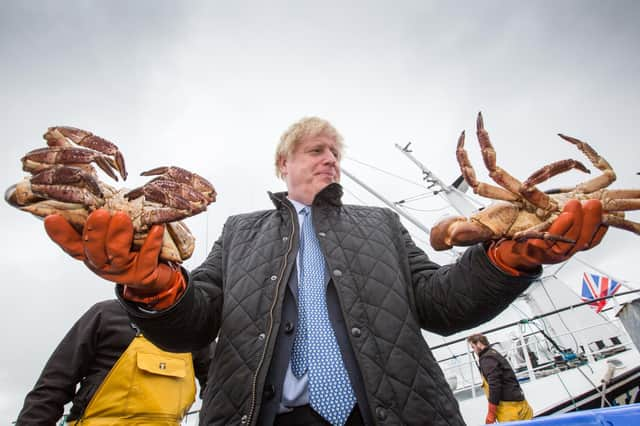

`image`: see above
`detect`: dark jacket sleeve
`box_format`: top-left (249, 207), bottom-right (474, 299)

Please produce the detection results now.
top-left (192, 340), bottom-right (215, 397)
top-left (119, 233), bottom-right (225, 353)
top-left (397, 214), bottom-right (539, 335)
top-left (480, 355), bottom-right (502, 405)
top-left (16, 304), bottom-right (103, 425)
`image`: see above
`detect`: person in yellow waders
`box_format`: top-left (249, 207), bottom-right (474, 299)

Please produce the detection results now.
top-left (468, 333), bottom-right (533, 424)
top-left (16, 300), bottom-right (212, 425)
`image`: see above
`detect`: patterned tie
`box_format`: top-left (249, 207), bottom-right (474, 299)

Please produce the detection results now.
top-left (291, 207), bottom-right (356, 425)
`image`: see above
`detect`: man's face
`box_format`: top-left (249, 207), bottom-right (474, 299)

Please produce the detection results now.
top-left (470, 342), bottom-right (483, 354)
top-left (278, 134), bottom-right (341, 205)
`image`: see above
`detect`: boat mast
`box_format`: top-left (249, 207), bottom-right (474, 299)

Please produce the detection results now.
top-left (394, 143), bottom-right (479, 217)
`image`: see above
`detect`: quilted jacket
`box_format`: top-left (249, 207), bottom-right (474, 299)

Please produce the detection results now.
top-left (122, 183), bottom-right (537, 425)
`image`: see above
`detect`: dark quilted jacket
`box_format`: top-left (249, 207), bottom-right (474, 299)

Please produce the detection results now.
top-left (122, 183), bottom-right (536, 425)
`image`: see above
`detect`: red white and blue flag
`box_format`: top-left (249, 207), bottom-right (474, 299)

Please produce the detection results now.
top-left (581, 273), bottom-right (622, 313)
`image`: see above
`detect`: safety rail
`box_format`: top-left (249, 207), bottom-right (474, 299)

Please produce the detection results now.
top-left (436, 317), bottom-right (635, 401)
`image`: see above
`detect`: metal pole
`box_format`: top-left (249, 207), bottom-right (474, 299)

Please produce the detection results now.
top-left (394, 143), bottom-right (479, 217)
top-left (467, 345), bottom-right (477, 398)
top-left (517, 326), bottom-right (537, 382)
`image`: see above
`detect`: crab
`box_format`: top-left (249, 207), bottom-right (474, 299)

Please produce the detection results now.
top-left (429, 113), bottom-right (640, 251)
top-left (5, 126), bottom-right (216, 262)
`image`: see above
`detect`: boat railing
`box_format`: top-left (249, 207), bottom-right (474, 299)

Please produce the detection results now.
top-left (438, 316), bottom-right (636, 401)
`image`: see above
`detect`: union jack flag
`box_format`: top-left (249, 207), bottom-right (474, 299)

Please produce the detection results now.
top-left (581, 273), bottom-right (622, 313)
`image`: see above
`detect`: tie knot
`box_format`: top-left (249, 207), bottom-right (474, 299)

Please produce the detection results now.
top-left (301, 206), bottom-right (310, 217)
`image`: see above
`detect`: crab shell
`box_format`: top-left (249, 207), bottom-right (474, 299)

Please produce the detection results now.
top-left (430, 202), bottom-right (547, 250)
top-left (6, 178), bottom-right (195, 262)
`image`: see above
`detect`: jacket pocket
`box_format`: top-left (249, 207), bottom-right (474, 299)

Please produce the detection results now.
top-left (126, 352), bottom-right (189, 416)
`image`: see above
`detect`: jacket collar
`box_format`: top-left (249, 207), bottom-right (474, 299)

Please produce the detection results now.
top-left (478, 344), bottom-right (496, 358)
top-left (268, 182), bottom-right (344, 210)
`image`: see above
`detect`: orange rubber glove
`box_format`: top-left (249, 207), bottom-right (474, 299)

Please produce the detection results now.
top-left (488, 199), bottom-right (608, 276)
top-left (485, 402), bottom-right (498, 424)
top-left (44, 209), bottom-right (186, 309)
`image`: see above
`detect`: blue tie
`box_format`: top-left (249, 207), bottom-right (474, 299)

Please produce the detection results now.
top-left (291, 207), bottom-right (356, 426)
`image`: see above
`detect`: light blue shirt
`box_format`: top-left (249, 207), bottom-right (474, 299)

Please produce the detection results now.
top-left (280, 198), bottom-right (310, 411)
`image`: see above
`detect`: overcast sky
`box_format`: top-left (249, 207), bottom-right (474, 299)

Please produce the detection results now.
top-left (2, 0), bottom-right (639, 422)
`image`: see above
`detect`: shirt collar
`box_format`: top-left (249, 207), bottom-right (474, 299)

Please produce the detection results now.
top-left (288, 197), bottom-right (309, 215)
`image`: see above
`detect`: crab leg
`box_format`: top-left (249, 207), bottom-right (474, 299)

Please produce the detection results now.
top-left (604, 214), bottom-right (640, 235)
top-left (583, 189), bottom-right (640, 211)
top-left (558, 134), bottom-right (616, 193)
top-left (523, 159), bottom-right (590, 188)
top-left (476, 113), bottom-right (545, 203)
top-left (512, 213), bottom-right (575, 243)
top-left (602, 199), bottom-right (640, 211)
top-left (166, 221), bottom-right (196, 260)
top-left (456, 130), bottom-right (519, 201)
top-left (521, 159), bottom-right (590, 206)
top-left (477, 112), bottom-right (560, 211)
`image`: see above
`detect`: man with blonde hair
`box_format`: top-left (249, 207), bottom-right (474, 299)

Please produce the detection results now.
top-left (45, 116), bottom-right (607, 425)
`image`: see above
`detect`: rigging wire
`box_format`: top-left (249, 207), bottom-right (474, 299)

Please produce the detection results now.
top-left (342, 186), bottom-right (371, 206)
top-left (396, 192), bottom-right (439, 203)
top-left (398, 204), bottom-right (451, 213)
top-left (541, 274), bottom-right (582, 355)
top-left (344, 156), bottom-right (429, 189)
top-left (206, 206), bottom-right (209, 255)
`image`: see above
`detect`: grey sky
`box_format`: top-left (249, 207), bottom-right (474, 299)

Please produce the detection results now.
top-left (2, 0), bottom-right (639, 421)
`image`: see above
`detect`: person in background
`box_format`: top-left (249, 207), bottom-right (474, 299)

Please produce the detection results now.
top-left (16, 299), bottom-right (212, 425)
top-left (468, 333), bottom-right (534, 423)
top-left (43, 116), bottom-right (607, 425)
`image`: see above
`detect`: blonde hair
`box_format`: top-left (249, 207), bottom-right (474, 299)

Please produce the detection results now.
top-left (274, 116), bottom-right (344, 179)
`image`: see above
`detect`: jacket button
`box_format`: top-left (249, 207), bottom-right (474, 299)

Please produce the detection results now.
top-left (240, 414), bottom-right (249, 424)
top-left (318, 231), bottom-right (326, 237)
top-left (376, 406), bottom-right (387, 420)
top-left (270, 275), bottom-right (277, 281)
top-left (282, 236), bottom-right (289, 242)
top-left (264, 384), bottom-right (276, 400)
top-left (351, 327), bottom-right (361, 337)
top-left (284, 322), bottom-right (295, 334)
top-left (333, 269), bottom-right (342, 277)
top-left (258, 333), bottom-right (266, 341)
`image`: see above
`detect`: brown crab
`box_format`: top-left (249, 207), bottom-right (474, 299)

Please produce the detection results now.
top-left (430, 113), bottom-right (640, 251)
top-left (5, 126), bottom-right (217, 262)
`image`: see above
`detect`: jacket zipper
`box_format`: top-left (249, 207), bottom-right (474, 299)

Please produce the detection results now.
top-left (246, 202), bottom-right (296, 425)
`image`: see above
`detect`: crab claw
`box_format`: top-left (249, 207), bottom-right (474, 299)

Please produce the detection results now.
top-left (44, 126), bottom-right (127, 181)
top-left (430, 216), bottom-right (494, 251)
top-left (125, 179), bottom-right (210, 225)
top-left (22, 146), bottom-right (122, 182)
top-left (140, 166), bottom-right (216, 203)
top-left (29, 166), bottom-right (104, 207)
top-left (5, 184), bottom-right (21, 208)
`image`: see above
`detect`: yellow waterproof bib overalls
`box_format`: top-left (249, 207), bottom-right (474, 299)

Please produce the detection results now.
top-left (68, 335), bottom-right (196, 425)
top-left (481, 377), bottom-right (533, 422)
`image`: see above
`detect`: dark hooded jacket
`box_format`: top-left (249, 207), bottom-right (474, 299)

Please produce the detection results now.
top-left (120, 184), bottom-right (537, 425)
top-left (478, 345), bottom-right (526, 405)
